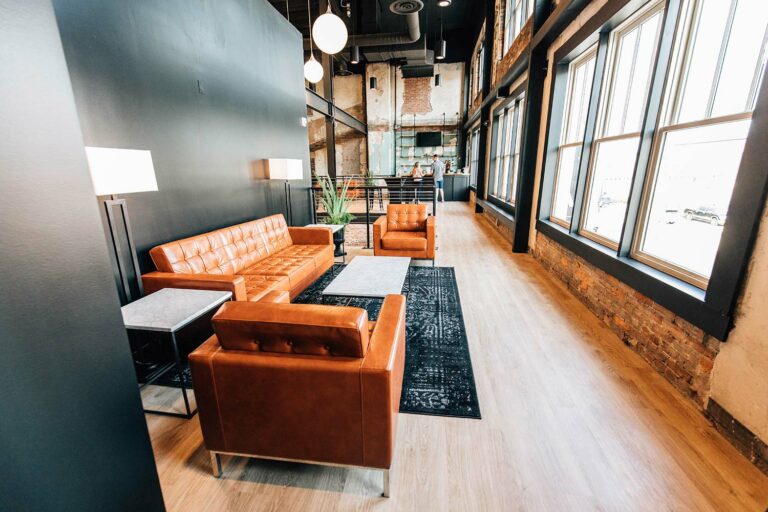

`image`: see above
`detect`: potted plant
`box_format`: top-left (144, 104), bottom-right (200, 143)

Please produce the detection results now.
top-left (318, 176), bottom-right (355, 257)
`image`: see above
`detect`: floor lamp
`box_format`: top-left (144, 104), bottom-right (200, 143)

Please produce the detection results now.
top-left (85, 147), bottom-right (158, 304)
top-left (265, 158), bottom-right (304, 226)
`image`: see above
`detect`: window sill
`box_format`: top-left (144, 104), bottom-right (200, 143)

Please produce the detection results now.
top-left (536, 219), bottom-right (727, 339)
top-left (478, 198), bottom-right (516, 229)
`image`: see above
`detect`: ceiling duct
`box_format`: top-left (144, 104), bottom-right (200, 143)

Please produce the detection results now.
top-left (401, 65), bottom-right (434, 78)
top-left (304, 0), bottom-right (422, 51)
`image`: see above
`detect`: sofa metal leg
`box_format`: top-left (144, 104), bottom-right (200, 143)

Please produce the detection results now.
top-left (382, 469), bottom-right (390, 498)
top-left (210, 452), bottom-right (222, 478)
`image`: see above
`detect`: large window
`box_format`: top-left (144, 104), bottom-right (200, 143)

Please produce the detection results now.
top-left (468, 126), bottom-right (481, 188)
top-left (540, 0), bottom-right (768, 337)
top-left (580, 2), bottom-right (664, 246)
top-left (489, 93), bottom-right (526, 206)
top-left (503, 0), bottom-right (534, 53)
top-left (550, 46), bottom-right (597, 226)
top-left (632, 0), bottom-right (768, 286)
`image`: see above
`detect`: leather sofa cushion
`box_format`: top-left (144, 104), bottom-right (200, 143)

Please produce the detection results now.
top-left (387, 204), bottom-right (427, 232)
top-left (381, 231), bottom-right (427, 251)
top-left (149, 214), bottom-right (289, 275)
top-left (212, 301), bottom-right (370, 357)
top-left (274, 244), bottom-right (334, 270)
top-left (242, 275), bottom-right (290, 302)
top-left (238, 257), bottom-right (316, 288)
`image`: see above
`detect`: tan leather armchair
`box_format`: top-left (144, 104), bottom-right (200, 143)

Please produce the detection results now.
top-left (373, 204), bottom-right (436, 264)
top-left (188, 295), bottom-right (407, 497)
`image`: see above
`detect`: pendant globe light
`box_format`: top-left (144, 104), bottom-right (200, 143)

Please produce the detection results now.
top-left (313, 4), bottom-right (348, 55)
top-left (304, 0), bottom-right (324, 83)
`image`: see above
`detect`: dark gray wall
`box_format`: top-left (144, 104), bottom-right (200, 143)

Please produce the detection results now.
top-left (52, 0), bottom-right (312, 274)
top-left (0, 0), bottom-right (165, 510)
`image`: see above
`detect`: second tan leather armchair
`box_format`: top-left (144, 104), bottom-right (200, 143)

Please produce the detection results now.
top-left (373, 204), bottom-right (436, 264)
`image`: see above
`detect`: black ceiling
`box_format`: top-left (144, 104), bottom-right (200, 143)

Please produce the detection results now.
top-left (267, 0), bottom-right (485, 63)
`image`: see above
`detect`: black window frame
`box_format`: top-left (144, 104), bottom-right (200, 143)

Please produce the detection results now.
top-left (536, 0), bottom-right (768, 341)
top-left (487, 81), bottom-right (528, 215)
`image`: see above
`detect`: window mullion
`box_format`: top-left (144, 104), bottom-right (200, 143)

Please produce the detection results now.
top-left (706, 0), bottom-right (740, 118)
top-left (570, 33), bottom-right (610, 235)
top-left (620, 0), bottom-right (683, 257)
top-left (747, 24), bottom-right (768, 111)
top-left (505, 103), bottom-right (521, 202)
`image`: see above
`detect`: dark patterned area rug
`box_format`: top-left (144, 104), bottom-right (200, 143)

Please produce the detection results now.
top-left (295, 265), bottom-right (481, 419)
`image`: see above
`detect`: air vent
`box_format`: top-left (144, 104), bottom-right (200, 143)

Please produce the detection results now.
top-left (389, 0), bottom-right (423, 15)
top-left (401, 65), bottom-right (434, 78)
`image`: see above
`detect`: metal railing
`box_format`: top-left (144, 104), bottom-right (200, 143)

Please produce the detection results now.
top-left (309, 177), bottom-right (437, 249)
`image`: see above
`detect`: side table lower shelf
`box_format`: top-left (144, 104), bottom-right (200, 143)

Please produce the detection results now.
top-left (133, 330), bottom-right (197, 419)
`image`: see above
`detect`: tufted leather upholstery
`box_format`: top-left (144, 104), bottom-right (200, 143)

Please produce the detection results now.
top-left (386, 204), bottom-right (428, 232)
top-left (374, 206), bottom-right (436, 261)
top-left (143, 214), bottom-right (334, 301)
top-left (212, 301), bottom-right (369, 357)
top-left (189, 294), bottom-right (406, 470)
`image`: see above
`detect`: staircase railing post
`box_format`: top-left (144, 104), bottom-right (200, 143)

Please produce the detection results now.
top-left (365, 187), bottom-right (371, 249)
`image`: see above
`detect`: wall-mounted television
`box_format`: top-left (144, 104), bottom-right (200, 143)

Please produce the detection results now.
top-left (416, 131), bottom-right (442, 147)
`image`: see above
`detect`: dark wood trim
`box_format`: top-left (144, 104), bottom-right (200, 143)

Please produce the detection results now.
top-left (706, 63), bottom-right (768, 317)
top-left (707, 400), bottom-right (768, 475)
top-left (478, 198), bottom-right (516, 228)
top-left (535, 0), bottom-right (768, 340)
top-left (537, 219), bottom-right (729, 338)
top-left (532, 0), bottom-right (591, 50)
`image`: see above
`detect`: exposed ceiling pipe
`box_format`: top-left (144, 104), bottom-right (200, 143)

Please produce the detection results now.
top-left (304, 0), bottom-right (422, 51)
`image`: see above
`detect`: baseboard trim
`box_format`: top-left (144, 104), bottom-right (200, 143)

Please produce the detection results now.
top-left (707, 399), bottom-right (768, 475)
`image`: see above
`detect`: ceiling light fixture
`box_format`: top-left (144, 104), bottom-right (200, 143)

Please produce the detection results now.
top-left (313, 4), bottom-right (348, 55)
top-left (437, 0), bottom-right (451, 6)
top-left (304, 0), bottom-right (324, 83)
top-left (437, 12), bottom-right (446, 60)
top-left (349, 1), bottom-right (360, 64)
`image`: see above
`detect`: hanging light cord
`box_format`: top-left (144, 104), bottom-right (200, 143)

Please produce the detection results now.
top-left (286, 0), bottom-right (290, 22)
top-left (307, 0), bottom-right (314, 55)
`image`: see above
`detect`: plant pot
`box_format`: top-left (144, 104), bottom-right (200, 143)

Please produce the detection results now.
top-left (333, 226), bottom-right (346, 257)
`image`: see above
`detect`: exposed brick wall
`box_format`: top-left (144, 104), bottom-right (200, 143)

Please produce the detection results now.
top-left (532, 232), bottom-right (721, 408)
top-left (493, 19), bottom-right (532, 87)
top-left (402, 77), bottom-right (432, 115)
top-left (481, 210), bottom-right (513, 243)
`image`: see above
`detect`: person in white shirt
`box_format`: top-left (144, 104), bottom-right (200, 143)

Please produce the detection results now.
top-left (429, 154), bottom-right (446, 202)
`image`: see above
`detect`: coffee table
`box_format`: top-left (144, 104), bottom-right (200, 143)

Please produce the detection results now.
top-left (321, 256), bottom-right (411, 302)
top-left (121, 288), bottom-right (232, 418)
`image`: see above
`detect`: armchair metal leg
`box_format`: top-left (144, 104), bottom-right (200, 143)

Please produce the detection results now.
top-left (382, 469), bottom-right (390, 498)
top-left (210, 452), bottom-right (222, 478)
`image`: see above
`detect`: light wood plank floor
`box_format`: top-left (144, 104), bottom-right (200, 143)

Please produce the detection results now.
top-left (146, 202), bottom-right (768, 511)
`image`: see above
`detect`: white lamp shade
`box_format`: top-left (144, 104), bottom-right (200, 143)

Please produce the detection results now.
top-left (312, 7), bottom-right (348, 54)
top-left (265, 158), bottom-right (303, 180)
top-left (304, 54), bottom-right (324, 83)
top-left (85, 147), bottom-right (158, 196)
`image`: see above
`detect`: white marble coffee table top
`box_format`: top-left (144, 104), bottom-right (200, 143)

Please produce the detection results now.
top-left (305, 223), bottom-right (344, 233)
top-left (322, 256), bottom-right (410, 298)
top-left (121, 288), bottom-right (232, 333)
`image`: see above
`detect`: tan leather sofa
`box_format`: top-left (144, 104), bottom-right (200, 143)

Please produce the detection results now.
top-left (373, 204), bottom-right (436, 263)
top-left (142, 214), bottom-right (333, 302)
top-left (189, 294), bottom-right (407, 497)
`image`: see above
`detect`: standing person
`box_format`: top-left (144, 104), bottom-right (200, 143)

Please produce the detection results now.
top-left (430, 154), bottom-right (446, 202)
top-left (410, 162), bottom-right (423, 203)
